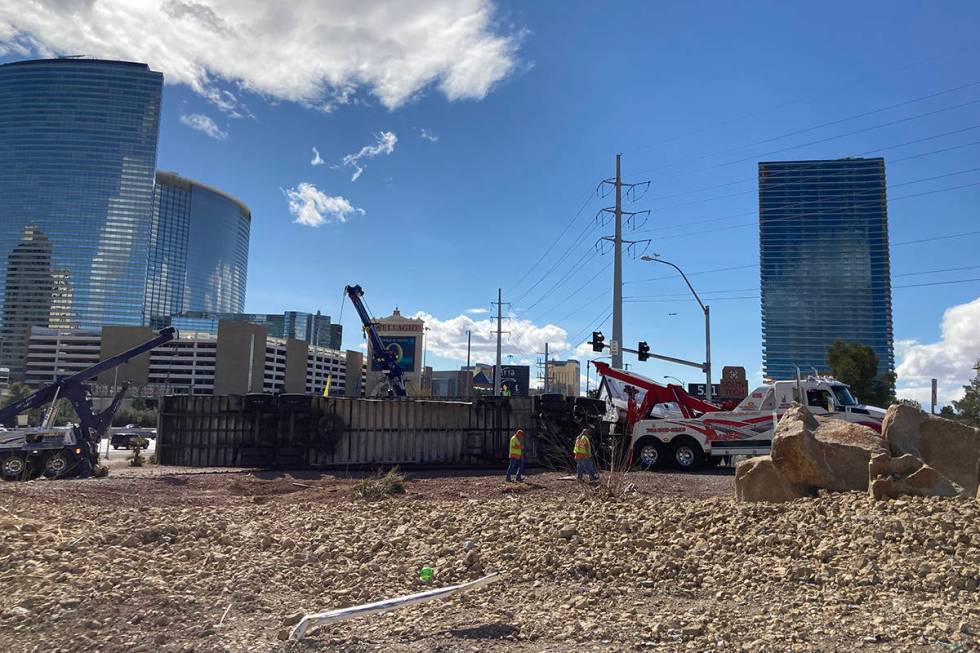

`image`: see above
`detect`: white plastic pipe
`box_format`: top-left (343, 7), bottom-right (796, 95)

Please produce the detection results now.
top-left (288, 572), bottom-right (504, 640)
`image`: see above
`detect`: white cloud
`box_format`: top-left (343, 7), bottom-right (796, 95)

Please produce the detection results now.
top-left (896, 296), bottom-right (980, 406)
top-left (413, 311), bottom-right (569, 362)
top-left (179, 112), bottom-right (227, 140)
top-left (342, 131), bottom-right (397, 181)
top-left (420, 128), bottom-right (440, 142)
top-left (465, 308), bottom-right (489, 315)
top-left (283, 182), bottom-right (364, 227)
top-left (310, 147), bottom-right (324, 166)
top-left (0, 1), bottom-right (521, 111)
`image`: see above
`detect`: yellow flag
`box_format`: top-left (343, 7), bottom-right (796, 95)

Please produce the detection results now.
top-left (323, 374), bottom-right (331, 397)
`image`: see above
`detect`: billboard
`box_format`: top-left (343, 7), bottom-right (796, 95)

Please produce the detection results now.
top-left (371, 335), bottom-right (417, 372)
top-left (500, 365), bottom-right (530, 396)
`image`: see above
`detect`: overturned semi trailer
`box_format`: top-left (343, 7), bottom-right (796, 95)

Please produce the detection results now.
top-left (157, 393), bottom-right (604, 469)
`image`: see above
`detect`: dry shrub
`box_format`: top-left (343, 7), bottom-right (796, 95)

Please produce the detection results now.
top-left (594, 432), bottom-right (637, 501)
top-left (352, 467), bottom-right (406, 500)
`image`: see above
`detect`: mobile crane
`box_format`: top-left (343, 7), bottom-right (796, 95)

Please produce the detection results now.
top-left (344, 284), bottom-right (407, 397)
top-left (0, 327), bottom-right (177, 480)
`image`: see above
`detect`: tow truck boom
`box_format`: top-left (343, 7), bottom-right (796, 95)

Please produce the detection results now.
top-left (0, 326), bottom-right (177, 480)
top-left (0, 327), bottom-right (177, 428)
top-left (344, 285), bottom-right (407, 397)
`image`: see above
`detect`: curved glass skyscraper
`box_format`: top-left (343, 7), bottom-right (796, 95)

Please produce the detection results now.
top-left (759, 157), bottom-right (894, 383)
top-left (145, 172), bottom-right (250, 321)
top-left (0, 58), bottom-right (162, 377)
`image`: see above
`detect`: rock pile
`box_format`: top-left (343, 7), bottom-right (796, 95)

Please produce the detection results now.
top-left (736, 405), bottom-right (887, 502)
top-left (737, 404), bottom-right (980, 502)
top-left (877, 404), bottom-right (980, 498)
top-left (2, 478), bottom-right (980, 652)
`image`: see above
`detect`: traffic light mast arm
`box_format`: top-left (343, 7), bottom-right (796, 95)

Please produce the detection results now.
top-left (589, 330), bottom-right (706, 372)
top-left (621, 347), bottom-right (707, 372)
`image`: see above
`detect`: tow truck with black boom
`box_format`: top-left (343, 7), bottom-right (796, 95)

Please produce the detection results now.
top-left (0, 327), bottom-right (177, 480)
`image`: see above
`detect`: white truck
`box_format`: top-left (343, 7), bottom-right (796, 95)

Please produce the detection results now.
top-left (593, 362), bottom-right (885, 471)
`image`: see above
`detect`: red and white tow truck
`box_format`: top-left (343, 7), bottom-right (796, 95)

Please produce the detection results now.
top-left (593, 361), bottom-right (885, 471)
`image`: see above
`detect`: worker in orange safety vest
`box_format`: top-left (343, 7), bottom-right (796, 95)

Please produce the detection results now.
top-left (506, 428), bottom-right (525, 482)
top-left (573, 429), bottom-right (598, 482)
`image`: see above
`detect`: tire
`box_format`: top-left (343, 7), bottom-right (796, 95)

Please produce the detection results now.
top-left (669, 437), bottom-right (704, 471)
top-left (2, 455), bottom-right (27, 481)
top-left (43, 452), bottom-right (71, 479)
top-left (633, 437), bottom-right (666, 470)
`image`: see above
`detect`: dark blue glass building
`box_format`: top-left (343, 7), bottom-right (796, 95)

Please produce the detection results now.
top-left (759, 158), bottom-right (894, 383)
top-left (0, 58), bottom-right (162, 377)
top-left (145, 171), bottom-right (250, 321)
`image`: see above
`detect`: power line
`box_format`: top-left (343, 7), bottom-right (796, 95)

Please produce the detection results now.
top-left (623, 296), bottom-right (759, 303)
top-left (506, 187), bottom-right (595, 296)
top-left (655, 175), bottom-right (980, 242)
top-left (567, 308), bottom-right (612, 350)
top-left (894, 277), bottom-right (980, 289)
top-left (631, 79), bottom-right (980, 181)
top-left (629, 40), bottom-right (980, 154)
top-left (626, 263), bottom-right (757, 286)
top-left (647, 129), bottom-right (980, 214)
top-left (634, 159), bottom-right (980, 238)
top-left (525, 261), bottom-right (611, 323)
top-left (892, 229), bottom-right (980, 247)
top-left (510, 210), bottom-right (602, 306)
top-left (642, 123), bottom-right (980, 207)
top-left (894, 264), bottom-right (980, 277)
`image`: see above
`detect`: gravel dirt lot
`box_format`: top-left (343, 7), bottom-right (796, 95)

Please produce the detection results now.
top-left (1, 464), bottom-right (978, 652)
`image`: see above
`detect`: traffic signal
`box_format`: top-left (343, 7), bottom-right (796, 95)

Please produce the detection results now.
top-left (637, 341), bottom-right (650, 361)
top-left (590, 331), bottom-right (605, 352)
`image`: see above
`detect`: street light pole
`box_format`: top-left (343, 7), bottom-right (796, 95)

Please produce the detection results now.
top-left (663, 375), bottom-right (684, 385)
top-left (641, 255), bottom-right (712, 403)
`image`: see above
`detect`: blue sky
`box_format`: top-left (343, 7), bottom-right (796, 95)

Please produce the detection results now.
top-left (2, 1), bottom-right (979, 404)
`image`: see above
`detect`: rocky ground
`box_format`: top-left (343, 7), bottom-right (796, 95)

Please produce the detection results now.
top-left (1, 466), bottom-right (978, 652)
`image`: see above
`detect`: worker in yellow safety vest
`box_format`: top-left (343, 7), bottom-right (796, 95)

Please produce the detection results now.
top-left (506, 428), bottom-right (525, 482)
top-left (573, 429), bottom-right (598, 482)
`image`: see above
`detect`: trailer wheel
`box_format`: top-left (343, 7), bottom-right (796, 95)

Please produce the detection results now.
top-left (669, 437), bottom-right (704, 471)
top-left (43, 452), bottom-right (71, 479)
top-left (2, 455), bottom-right (27, 481)
top-left (633, 437), bottom-right (665, 470)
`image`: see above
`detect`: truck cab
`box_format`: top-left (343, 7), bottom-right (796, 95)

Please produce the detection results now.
top-left (628, 375), bottom-right (885, 471)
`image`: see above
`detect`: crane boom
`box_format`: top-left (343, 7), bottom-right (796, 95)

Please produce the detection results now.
top-left (344, 285), bottom-right (407, 397)
top-left (0, 327), bottom-right (178, 424)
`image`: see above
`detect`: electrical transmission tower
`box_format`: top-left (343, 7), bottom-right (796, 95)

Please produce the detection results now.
top-left (597, 154), bottom-right (650, 369)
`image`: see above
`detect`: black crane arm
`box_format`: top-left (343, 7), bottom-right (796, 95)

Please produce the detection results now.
top-left (0, 327), bottom-right (177, 424)
top-left (344, 285), bottom-right (407, 397)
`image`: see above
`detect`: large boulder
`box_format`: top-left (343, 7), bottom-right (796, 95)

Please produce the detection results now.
top-left (869, 452), bottom-right (963, 500)
top-left (770, 405), bottom-right (888, 493)
top-left (735, 456), bottom-right (806, 503)
top-left (882, 405), bottom-right (980, 498)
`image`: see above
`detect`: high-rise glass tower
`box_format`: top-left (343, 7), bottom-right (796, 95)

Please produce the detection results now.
top-left (145, 171), bottom-right (250, 321)
top-left (759, 158), bottom-right (894, 382)
top-left (0, 58), bottom-right (163, 377)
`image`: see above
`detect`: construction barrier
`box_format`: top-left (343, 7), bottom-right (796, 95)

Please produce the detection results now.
top-left (156, 393), bottom-right (544, 469)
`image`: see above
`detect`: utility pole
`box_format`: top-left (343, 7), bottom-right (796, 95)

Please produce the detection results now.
top-left (613, 154), bottom-right (623, 370)
top-left (537, 343), bottom-right (550, 393)
top-left (544, 343), bottom-right (549, 393)
top-left (598, 155), bottom-right (650, 370)
top-left (490, 289), bottom-right (509, 396)
top-left (466, 330), bottom-right (471, 369)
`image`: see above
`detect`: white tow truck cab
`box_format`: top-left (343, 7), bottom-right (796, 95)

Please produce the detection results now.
top-left (630, 375), bottom-right (886, 471)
